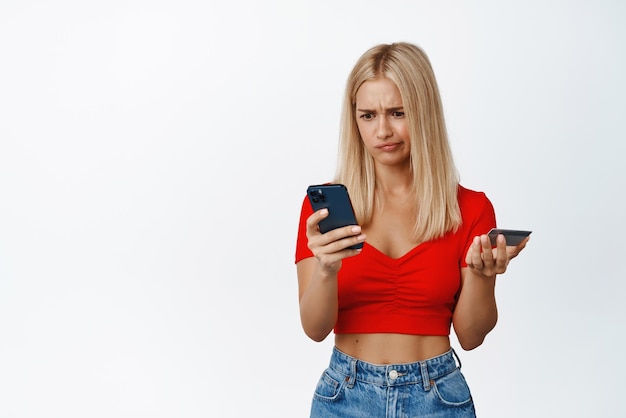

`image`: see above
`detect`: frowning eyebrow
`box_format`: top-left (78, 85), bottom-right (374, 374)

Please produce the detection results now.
top-left (356, 106), bottom-right (404, 113)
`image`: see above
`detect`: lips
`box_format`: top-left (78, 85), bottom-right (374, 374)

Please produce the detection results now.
top-left (376, 142), bottom-right (401, 151)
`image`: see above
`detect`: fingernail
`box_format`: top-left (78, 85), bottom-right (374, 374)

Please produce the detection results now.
top-left (352, 226), bottom-right (361, 233)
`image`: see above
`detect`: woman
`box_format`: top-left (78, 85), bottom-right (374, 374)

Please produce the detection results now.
top-left (295, 42), bottom-right (528, 417)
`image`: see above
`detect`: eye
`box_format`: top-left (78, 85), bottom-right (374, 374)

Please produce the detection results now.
top-left (359, 113), bottom-right (374, 121)
top-left (391, 111), bottom-right (405, 118)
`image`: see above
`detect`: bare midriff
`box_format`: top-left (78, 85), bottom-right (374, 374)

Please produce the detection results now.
top-left (334, 333), bottom-right (451, 364)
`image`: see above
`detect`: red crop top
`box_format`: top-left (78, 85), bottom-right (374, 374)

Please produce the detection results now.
top-left (295, 185), bottom-right (496, 336)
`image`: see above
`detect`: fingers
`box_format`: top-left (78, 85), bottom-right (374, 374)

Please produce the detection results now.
top-left (306, 209), bottom-right (366, 270)
top-left (506, 236), bottom-right (529, 260)
top-left (306, 209), bottom-right (364, 247)
top-left (493, 234), bottom-right (508, 272)
top-left (466, 236), bottom-right (483, 269)
top-left (306, 208), bottom-right (329, 233)
top-left (466, 234), bottom-right (508, 278)
top-left (315, 225), bottom-right (365, 253)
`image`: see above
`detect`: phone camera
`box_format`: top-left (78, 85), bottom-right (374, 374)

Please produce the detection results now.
top-left (309, 188), bottom-right (327, 204)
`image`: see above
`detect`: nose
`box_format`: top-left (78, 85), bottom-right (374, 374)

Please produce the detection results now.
top-left (376, 116), bottom-right (392, 140)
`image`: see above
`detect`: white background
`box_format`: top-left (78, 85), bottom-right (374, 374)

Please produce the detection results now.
top-left (1, 1), bottom-right (625, 417)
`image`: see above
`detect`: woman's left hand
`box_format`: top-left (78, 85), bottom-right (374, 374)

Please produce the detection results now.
top-left (465, 234), bottom-right (529, 279)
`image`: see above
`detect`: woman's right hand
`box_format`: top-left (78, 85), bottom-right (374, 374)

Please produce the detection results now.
top-left (306, 208), bottom-right (366, 274)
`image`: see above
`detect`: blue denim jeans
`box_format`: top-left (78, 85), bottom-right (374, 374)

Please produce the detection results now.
top-left (310, 347), bottom-right (476, 418)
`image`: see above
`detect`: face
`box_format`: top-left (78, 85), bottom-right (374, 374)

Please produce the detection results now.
top-left (355, 77), bottom-right (411, 169)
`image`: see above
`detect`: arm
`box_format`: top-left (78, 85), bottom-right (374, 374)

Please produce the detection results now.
top-left (452, 266), bottom-right (497, 351)
top-left (297, 258), bottom-right (338, 342)
top-left (297, 208), bottom-right (365, 342)
top-left (453, 233), bottom-right (529, 350)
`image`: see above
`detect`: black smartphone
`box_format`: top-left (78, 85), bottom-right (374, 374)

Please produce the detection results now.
top-left (487, 228), bottom-right (532, 246)
top-left (306, 184), bottom-right (363, 250)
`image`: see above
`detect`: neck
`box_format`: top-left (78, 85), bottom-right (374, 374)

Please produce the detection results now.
top-left (374, 165), bottom-right (414, 197)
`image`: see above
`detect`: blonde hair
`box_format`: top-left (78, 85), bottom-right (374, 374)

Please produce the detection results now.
top-left (335, 42), bottom-right (461, 242)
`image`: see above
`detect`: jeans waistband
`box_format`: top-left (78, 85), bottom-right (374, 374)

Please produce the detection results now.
top-left (329, 346), bottom-right (460, 390)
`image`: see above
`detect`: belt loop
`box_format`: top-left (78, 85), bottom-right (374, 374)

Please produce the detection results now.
top-left (451, 347), bottom-right (462, 370)
top-left (346, 359), bottom-right (357, 389)
top-left (420, 361), bottom-right (431, 391)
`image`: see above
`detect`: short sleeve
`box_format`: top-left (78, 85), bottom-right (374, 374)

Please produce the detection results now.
top-left (295, 195), bottom-right (315, 264)
top-left (458, 188), bottom-right (497, 268)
